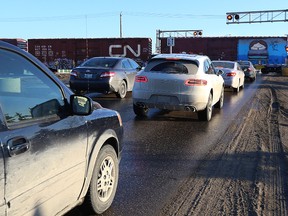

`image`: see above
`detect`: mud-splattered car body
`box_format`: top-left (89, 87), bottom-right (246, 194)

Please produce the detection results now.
top-left (0, 41), bottom-right (123, 215)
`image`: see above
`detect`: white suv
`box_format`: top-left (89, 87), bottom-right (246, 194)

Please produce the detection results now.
top-left (132, 53), bottom-right (225, 121)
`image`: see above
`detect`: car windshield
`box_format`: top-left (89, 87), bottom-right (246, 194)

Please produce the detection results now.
top-left (213, 62), bottom-right (234, 69)
top-left (238, 61), bottom-right (250, 66)
top-left (144, 59), bottom-right (198, 74)
top-left (81, 58), bottom-right (118, 68)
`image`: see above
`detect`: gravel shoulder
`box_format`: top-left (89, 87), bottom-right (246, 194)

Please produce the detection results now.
top-left (160, 74), bottom-right (288, 216)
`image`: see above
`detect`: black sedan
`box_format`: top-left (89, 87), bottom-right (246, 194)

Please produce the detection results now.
top-left (69, 57), bottom-right (142, 98)
top-left (0, 41), bottom-right (123, 215)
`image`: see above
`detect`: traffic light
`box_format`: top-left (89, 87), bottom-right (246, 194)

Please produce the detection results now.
top-left (227, 14), bottom-right (240, 21)
top-left (285, 46), bottom-right (288, 52)
top-left (193, 31), bottom-right (203, 37)
top-left (227, 14), bottom-right (233, 21)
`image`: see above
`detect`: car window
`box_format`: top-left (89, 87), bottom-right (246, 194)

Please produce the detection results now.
top-left (0, 49), bottom-right (65, 127)
top-left (144, 59), bottom-right (198, 74)
top-left (81, 58), bottom-right (118, 68)
top-left (213, 61), bottom-right (234, 69)
top-left (204, 60), bottom-right (215, 74)
top-left (128, 59), bottom-right (140, 69)
top-left (236, 63), bottom-right (242, 70)
top-left (238, 61), bottom-right (250, 67)
top-left (122, 59), bottom-right (132, 69)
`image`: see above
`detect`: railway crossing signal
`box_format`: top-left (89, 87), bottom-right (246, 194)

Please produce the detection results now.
top-left (226, 9), bottom-right (288, 24)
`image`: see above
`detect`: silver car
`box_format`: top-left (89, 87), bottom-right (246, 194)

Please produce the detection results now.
top-left (212, 60), bottom-right (245, 93)
top-left (69, 57), bottom-right (141, 98)
top-left (237, 60), bottom-right (257, 81)
top-left (132, 54), bottom-right (225, 121)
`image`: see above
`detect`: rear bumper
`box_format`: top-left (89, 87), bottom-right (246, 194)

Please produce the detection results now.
top-left (224, 78), bottom-right (238, 88)
top-left (69, 78), bottom-right (119, 93)
top-left (133, 92), bottom-right (209, 111)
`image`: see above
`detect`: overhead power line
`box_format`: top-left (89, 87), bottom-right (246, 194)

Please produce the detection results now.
top-left (0, 11), bottom-right (222, 23)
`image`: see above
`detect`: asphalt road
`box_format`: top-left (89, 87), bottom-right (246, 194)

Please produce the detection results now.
top-left (65, 76), bottom-right (262, 216)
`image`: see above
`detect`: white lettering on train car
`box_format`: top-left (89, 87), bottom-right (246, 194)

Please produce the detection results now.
top-left (109, 44), bottom-right (141, 57)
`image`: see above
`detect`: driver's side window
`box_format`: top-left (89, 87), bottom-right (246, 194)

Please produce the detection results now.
top-left (0, 49), bottom-right (65, 127)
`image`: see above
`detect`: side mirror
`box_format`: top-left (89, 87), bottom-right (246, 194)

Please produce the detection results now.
top-left (70, 95), bottom-right (93, 115)
top-left (216, 69), bottom-right (224, 76)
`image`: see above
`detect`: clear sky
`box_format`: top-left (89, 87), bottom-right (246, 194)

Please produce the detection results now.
top-left (1, 0), bottom-right (287, 51)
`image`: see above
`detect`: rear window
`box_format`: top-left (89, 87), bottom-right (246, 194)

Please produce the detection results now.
top-left (213, 62), bottom-right (234, 69)
top-left (81, 58), bottom-right (118, 68)
top-left (144, 59), bottom-right (198, 74)
top-left (238, 61), bottom-right (250, 66)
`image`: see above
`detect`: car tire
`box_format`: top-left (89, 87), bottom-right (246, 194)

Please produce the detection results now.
top-left (116, 81), bottom-right (127, 98)
top-left (241, 80), bottom-right (245, 89)
top-left (215, 87), bottom-right (224, 109)
top-left (233, 81), bottom-right (240, 93)
top-left (198, 93), bottom-right (213, 121)
top-left (133, 103), bottom-right (149, 117)
top-left (85, 145), bottom-right (119, 214)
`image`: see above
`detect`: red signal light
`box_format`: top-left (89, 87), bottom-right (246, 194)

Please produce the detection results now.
top-left (227, 14), bottom-right (233, 20)
top-left (285, 46), bottom-right (288, 52)
top-left (193, 31), bottom-right (203, 36)
top-left (227, 14), bottom-right (239, 21)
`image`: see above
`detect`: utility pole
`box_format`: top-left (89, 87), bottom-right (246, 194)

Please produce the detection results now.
top-left (85, 15), bottom-right (89, 59)
top-left (120, 12), bottom-right (122, 38)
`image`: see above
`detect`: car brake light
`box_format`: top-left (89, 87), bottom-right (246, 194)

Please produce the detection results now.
top-left (185, 79), bottom-right (207, 86)
top-left (135, 76), bottom-right (148, 82)
top-left (226, 72), bottom-right (236, 76)
top-left (100, 71), bottom-right (115, 78)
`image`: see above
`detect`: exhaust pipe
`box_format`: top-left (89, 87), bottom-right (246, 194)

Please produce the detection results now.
top-left (185, 106), bottom-right (196, 112)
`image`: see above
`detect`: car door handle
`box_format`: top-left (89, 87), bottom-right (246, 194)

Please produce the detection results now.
top-left (7, 136), bottom-right (30, 157)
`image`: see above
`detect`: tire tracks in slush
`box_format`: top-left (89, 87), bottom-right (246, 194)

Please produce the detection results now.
top-left (159, 76), bottom-right (288, 216)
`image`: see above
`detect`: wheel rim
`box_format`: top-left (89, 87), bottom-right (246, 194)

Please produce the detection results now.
top-left (207, 94), bottom-right (212, 119)
top-left (97, 156), bottom-right (115, 202)
top-left (119, 82), bottom-right (126, 97)
top-left (220, 89), bottom-right (224, 106)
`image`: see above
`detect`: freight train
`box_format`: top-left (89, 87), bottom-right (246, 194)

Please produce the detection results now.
top-left (27, 38), bottom-right (152, 70)
top-left (1, 36), bottom-right (287, 73)
top-left (159, 36), bottom-right (288, 73)
top-left (0, 38), bottom-right (28, 51)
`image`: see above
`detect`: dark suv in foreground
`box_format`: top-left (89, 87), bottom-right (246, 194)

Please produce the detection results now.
top-left (0, 41), bottom-right (123, 215)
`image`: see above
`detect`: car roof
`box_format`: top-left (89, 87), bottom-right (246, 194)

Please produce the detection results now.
top-left (151, 53), bottom-right (208, 62)
top-left (89, 56), bottom-right (126, 60)
top-left (212, 60), bottom-right (236, 63)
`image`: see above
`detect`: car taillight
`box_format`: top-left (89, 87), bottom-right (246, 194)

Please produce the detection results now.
top-left (100, 71), bottom-right (115, 78)
top-left (226, 72), bottom-right (236, 76)
top-left (185, 79), bottom-right (207, 86)
top-left (70, 70), bottom-right (78, 77)
top-left (135, 76), bottom-right (148, 82)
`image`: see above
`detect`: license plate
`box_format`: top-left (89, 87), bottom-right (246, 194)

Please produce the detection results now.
top-left (84, 73), bottom-right (93, 79)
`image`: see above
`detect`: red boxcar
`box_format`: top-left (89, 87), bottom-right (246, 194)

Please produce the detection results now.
top-left (0, 38), bottom-right (28, 51)
top-left (28, 38), bottom-right (152, 69)
top-left (160, 37), bottom-right (239, 60)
